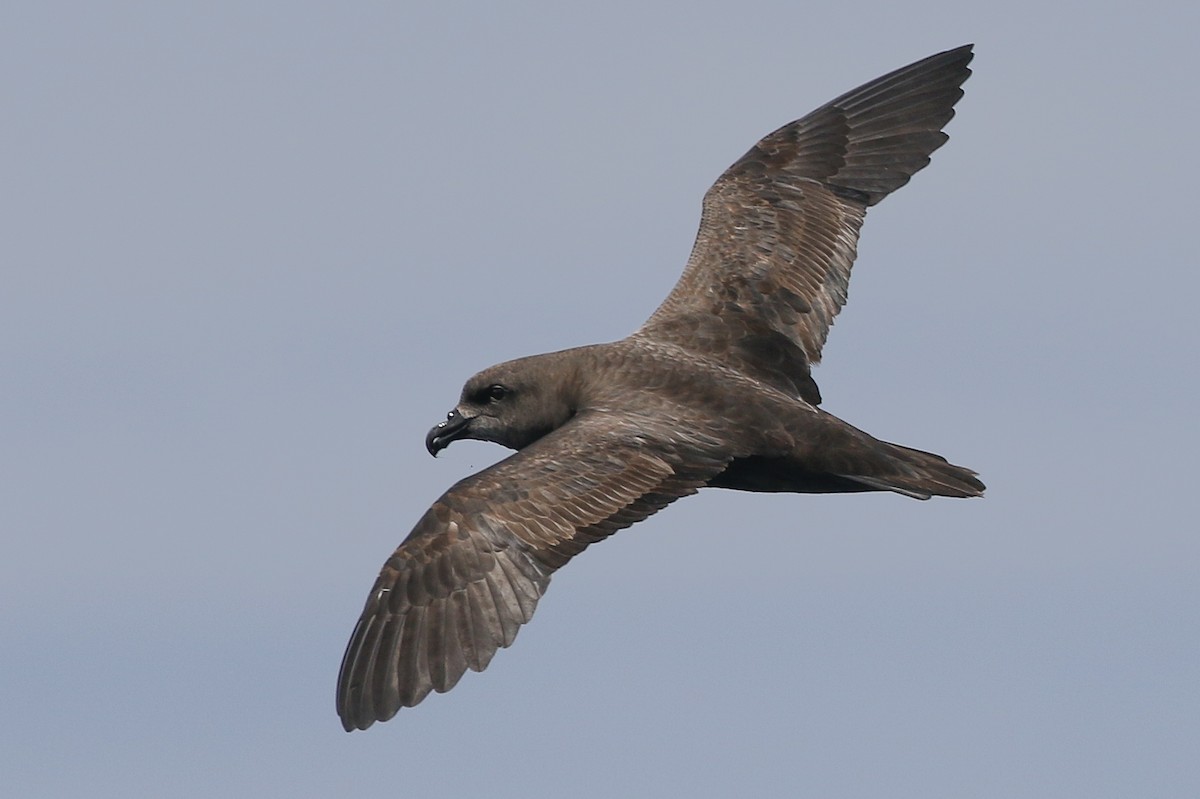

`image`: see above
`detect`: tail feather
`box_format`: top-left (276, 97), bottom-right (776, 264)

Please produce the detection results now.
top-left (841, 442), bottom-right (984, 500)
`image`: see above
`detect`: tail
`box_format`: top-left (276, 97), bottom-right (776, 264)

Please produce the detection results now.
top-left (846, 442), bottom-right (984, 500)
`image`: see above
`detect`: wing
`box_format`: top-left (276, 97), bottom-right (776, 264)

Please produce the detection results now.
top-left (637, 45), bottom-right (973, 404)
top-left (336, 411), bottom-right (731, 730)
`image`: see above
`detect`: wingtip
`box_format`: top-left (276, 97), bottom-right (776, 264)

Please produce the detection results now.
top-left (937, 43), bottom-right (974, 61)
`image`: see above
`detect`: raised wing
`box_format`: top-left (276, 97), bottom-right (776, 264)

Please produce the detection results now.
top-left (637, 45), bottom-right (973, 404)
top-left (336, 411), bottom-right (731, 730)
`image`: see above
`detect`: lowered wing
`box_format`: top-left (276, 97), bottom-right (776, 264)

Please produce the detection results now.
top-left (337, 410), bottom-right (731, 730)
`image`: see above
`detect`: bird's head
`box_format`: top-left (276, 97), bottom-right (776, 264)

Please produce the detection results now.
top-left (425, 354), bottom-right (580, 456)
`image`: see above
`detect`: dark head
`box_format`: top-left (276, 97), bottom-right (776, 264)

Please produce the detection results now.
top-left (425, 353), bottom-right (582, 456)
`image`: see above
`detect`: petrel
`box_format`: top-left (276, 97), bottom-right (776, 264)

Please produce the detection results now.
top-left (338, 45), bottom-right (983, 731)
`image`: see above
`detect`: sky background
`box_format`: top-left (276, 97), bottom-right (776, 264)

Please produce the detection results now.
top-left (3, 2), bottom-right (1198, 797)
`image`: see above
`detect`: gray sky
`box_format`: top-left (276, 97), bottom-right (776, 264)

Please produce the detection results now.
top-left (4, 2), bottom-right (1198, 797)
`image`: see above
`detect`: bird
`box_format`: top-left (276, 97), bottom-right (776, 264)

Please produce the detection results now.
top-left (337, 44), bottom-right (983, 731)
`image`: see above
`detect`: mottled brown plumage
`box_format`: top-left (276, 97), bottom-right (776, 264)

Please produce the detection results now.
top-left (338, 45), bottom-right (983, 731)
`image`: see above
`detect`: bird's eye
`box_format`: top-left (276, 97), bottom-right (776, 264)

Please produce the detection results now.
top-left (486, 384), bottom-right (508, 402)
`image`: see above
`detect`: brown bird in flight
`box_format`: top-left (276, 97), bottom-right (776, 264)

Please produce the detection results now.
top-left (338, 45), bottom-right (983, 731)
